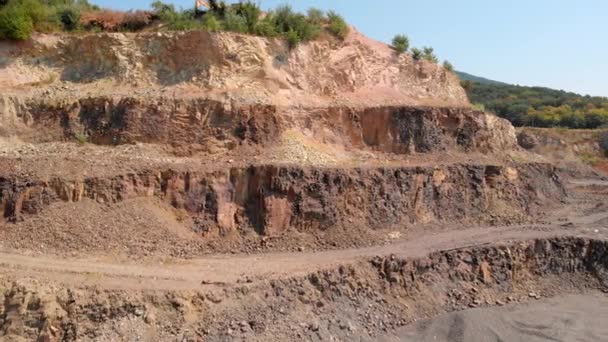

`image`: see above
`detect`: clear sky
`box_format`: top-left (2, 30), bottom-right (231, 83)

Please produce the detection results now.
top-left (92, 0), bottom-right (607, 96)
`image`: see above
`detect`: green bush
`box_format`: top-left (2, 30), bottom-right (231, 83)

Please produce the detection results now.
top-left (222, 9), bottom-right (247, 33)
top-left (422, 46), bottom-right (438, 63)
top-left (411, 47), bottom-right (422, 61)
top-left (286, 28), bottom-right (299, 49)
top-left (0, 5), bottom-right (34, 40)
top-left (151, 0), bottom-right (176, 21)
top-left (443, 60), bottom-right (454, 72)
top-left (233, 1), bottom-right (259, 32)
top-left (202, 12), bottom-right (220, 32)
top-left (254, 16), bottom-right (277, 37)
top-left (326, 10), bottom-right (348, 39)
top-left (391, 34), bottom-right (409, 54)
top-left (58, 7), bottom-right (80, 31)
top-left (306, 8), bottom-right (324, 24)
top-left (271, 5), bottom-right (320, 45)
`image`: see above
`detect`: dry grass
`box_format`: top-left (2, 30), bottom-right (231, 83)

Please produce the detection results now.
top-left (80, 10), bottom-right (152, 32)
top-left (26, 74), bottom-right (57, 87)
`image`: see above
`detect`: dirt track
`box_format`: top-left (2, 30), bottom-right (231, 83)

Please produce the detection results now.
top-left (0, 178), bottom-right (605, 292)
top-left (0, 226), bottom-right (588, 291)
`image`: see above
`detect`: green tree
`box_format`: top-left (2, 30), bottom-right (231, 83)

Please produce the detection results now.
top-left (391, 34), bottom-right (409, 54)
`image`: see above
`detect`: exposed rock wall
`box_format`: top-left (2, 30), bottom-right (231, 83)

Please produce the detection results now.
top-left (0, 163), bottom-right (564, 235)
top-left (0, 31), bottom-right (468, 107)
top-left (0, 96), bottom-right (516, 154)
top-left (0, 238), bottom-right (605, 341)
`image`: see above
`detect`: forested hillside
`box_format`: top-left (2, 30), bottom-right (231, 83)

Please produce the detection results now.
top-left (461, 80), bottom-right (608, 128)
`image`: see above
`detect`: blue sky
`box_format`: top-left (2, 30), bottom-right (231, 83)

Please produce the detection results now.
top-left (92, 0), bottom-right (608, 96)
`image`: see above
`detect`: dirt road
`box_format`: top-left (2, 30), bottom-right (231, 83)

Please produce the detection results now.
top-left (0, 226), bottom-right (602, 291)
top-left (0, 178), bottom-right (606, 292)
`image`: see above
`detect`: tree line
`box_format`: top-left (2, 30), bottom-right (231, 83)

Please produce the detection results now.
top-left (462, 81), bottom-right (608, 129)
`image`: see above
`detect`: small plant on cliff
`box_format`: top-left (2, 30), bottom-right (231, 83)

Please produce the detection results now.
top-left (306, 8), bottom-right (324, 25)
top-left (326, 10), bottom-right (348, 40)
top-left (391, 34), bottom-right (409, 54)
top-left (422, 46), bottom-right (438, 63)
top-left (75, 132), bottom-right (88, 145)
top-left (443, 60), bottom-right (454, 72)
top-left (472, 103), bottom-right (486, 111)
top-left (411, 47), bottom-right (423, 61)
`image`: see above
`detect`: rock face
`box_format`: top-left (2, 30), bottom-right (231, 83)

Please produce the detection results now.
top-left (0, 237), bottom-right (605, 341)
top-left (0, 30), bottom-right (467, 107)
top-left (0, 96), bottom-right (516, 154)
top-left (0, 163), bottom-right (564, 235)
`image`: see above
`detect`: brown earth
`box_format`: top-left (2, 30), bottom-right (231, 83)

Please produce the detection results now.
top-left (0, 29), bottom-right (606, 341)
top-left (517, 127), bottom-right (608, 176)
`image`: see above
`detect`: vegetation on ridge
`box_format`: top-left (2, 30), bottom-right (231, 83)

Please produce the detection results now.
top-left (461, 80), bottom-right (608, 129)
top-left (391, 33), bottom-right (453, 72)
top-left (0, 0), bottom-right (349, 48)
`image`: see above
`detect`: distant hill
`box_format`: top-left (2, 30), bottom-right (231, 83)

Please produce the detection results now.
top-left (455, 71), bottom-right (509, 86)
top-left (456, 72), bottom-right (608, 129)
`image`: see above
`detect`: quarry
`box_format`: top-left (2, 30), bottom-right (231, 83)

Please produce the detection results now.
top-left (0, 25), bottom-right (607, 342)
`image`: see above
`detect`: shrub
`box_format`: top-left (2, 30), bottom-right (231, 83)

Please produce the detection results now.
top-left (222, 9), bottom-right (247, 33)
top-left (254, 16), bottom-right (277, 37)
top-left (472, 103), bottom-right (486, 111)
top-left (202, 13), bottom-right (220, 32)
top-left (306, 8), bottom-right (324, 24)
top-left (271, 5), bottom-right (320, 45)
top-left (326, 10), bottom-right (348, 39)
top-left (422, 46), bottom-right (438, 63)
top-left (59, 7), bottom-right (81, 31)
top-left (411, 47), bottom-right (422, 61)
top-left (166, 12), bottom-right (201, 31)
top-left (233, 1), bottom-right (260, 32)
top-left (0, 5), bottom-right (34, 40)
top-left (285, 28), bottom-right (299, 49)
top-left (151, 0), bottom-right (176, 21)
top-left (443, 60), bottom-right (454, 72)
top-left (391, 34), bottom-right (409, 54)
